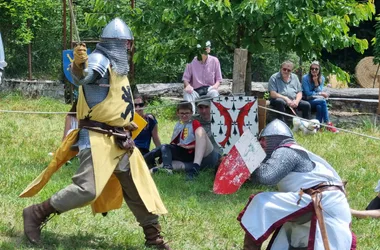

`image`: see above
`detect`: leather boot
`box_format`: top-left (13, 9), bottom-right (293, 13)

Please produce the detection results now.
top-left (143, 223), bottom-right (171, 249)
top-left (22, 198), bottom-right (57, 244)
top-left (243, 233), bottom-right (261, 250)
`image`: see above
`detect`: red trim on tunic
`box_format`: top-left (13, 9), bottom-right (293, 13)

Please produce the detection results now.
top-left (237, 193), bottom-right (315, 247)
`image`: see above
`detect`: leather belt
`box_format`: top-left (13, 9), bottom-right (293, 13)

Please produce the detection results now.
top-left (79, 119), bottom-right (122, 131)
top-left (78, 119), bottom-right (131, 140)
top-left (297, 182), bottom-right (345, 250)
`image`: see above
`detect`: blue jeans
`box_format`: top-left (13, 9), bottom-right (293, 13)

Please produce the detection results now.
top-left (307, 98), bottom-right (329, 123)
top-left (144, 144), bottom-right (194, 168)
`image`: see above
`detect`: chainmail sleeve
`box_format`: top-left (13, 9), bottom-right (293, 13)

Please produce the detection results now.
top-left (252, 147), bottom-right (315, 186)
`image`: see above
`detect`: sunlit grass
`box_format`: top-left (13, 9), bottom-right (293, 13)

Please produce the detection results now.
top-left (0, 92), bottom-right (380, 249)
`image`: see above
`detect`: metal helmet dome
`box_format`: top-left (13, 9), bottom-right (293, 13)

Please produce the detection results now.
top-left (259, 119), bottom-right (294, 139)
top-left (100, 18), bottom-right (134, 40)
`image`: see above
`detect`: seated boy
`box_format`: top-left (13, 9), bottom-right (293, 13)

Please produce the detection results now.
top-left (144, 101), bottom-right (201, 178)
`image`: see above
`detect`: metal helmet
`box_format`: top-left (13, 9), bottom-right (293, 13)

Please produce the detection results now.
top-left (100, 18), bottom-right (134, 40)
top-left (259, 119), bottom-right (294, 160)
top-left (259, 119), bottom-right (293, 139)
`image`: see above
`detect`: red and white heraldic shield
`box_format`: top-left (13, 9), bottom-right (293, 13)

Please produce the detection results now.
top-left (213, 129), bottom-right (266, 194)
top-left (210, 96), bottom-right (259, 155)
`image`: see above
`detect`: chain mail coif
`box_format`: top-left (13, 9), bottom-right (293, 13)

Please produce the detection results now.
top-left (262, 135), bottom-right (291, 162)
top-left (252, 138), bottom-right (315, 186)
top-left (94, 40), bottom-right (129, 76)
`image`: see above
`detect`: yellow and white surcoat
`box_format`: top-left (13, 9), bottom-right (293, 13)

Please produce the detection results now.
top-left (20, 69), bottom-right (167, 215)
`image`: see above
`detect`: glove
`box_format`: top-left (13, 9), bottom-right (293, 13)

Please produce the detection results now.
top-left (73, 42), bottom-right (88, 67)
top-left (72, 42), bottom-right (88, 77)
top-left (114, 129), bottom-right (135, 156)
top-left (125, 121), bottom-right (138, 132)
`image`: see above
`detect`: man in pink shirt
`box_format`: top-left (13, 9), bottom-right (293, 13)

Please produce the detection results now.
top-left (182, 41), bottom-right (222, 112)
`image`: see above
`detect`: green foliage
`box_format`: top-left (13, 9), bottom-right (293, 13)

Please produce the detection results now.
top-left (0, 0), bottom-right (63, 79)
top-left (85, 0), bottom-right (374, 83)
top-left (251, 50), bottom-right (300, 82)
top-left (0, 0), bottom-right (375, 83)
top-left (145, 98), bottom-right (178, 121)
top-left (373, 16), bottom-right (380, 65)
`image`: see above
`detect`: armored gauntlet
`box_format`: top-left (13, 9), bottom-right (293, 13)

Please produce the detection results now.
top-left (72, 42), bottom-right (88, 77)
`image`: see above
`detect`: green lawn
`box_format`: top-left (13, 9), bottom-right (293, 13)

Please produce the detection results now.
top-left (0, 92), bottom-right (380, 250)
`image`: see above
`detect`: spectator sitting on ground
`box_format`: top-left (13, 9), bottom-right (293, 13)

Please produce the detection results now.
top-left (182, 40), bottom-right (222, 113)
top-left (172, 97), bottom-right (223, 175)
top-left (151, 97), bottom-right (223, 180)
top-left (133, 94), bottom-right (161, 155)
top-left (269, 60), bottom-right (311, 125)
top-left (302, 61), bottom-right (338, 133)
top-left (144, 101), bottom-right (202, 180)
top-left (351, 180), bottom-right (380, 218)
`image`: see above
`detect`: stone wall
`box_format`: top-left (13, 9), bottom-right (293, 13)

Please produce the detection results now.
top-left (0, 78), bottom-right (65, 100)
top-left (1, 78), bottom-right (379, 127)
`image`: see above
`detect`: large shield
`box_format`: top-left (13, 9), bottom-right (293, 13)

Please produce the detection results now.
top-left (0, 32), bottom-right (7, 70)
top-left (62, 50), bottom-right (75, 84)
top-left (213, 129), bottom-right (266, 194)
top-left (62, 48), bottom-right (91, 85)
top-left (211, 96), bottom-right (259, 155)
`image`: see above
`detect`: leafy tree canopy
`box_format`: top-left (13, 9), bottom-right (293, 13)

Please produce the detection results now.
top-left (86, 0), bottom-right (375, 82)
top-left (0, 0), bottom-right (375, 82)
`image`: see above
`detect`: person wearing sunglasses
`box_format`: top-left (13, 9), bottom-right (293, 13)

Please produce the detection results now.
top-left (302, 61), bottom-right (338, 133)
top-left (133, 94), bottom-right (162, 155)
top-left (268, 60), bottom-right (311, 125)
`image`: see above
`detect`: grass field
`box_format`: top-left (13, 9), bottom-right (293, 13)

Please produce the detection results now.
top-left (1, 92), bottom-right (380, 250)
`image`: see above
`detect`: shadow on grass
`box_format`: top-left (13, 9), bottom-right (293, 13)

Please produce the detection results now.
top-left (151, 168), bottom-right (272, 205)
top-left (1, 231), bottom-right (142, 250)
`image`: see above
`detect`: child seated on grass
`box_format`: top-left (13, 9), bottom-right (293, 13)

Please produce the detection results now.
top-left (144, 101), bottom-right (201, 179)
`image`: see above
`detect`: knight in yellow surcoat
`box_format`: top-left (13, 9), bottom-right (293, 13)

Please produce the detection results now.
top-left (20, 18), bottom-right (170, 250)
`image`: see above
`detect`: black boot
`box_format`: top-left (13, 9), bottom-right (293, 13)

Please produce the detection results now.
top-left (185, 163), bottom-right (200, 181)
top-left (366, 196), bottom-right (380, 210)
top-left (22, 198), bottom-right (57, 244)
top-left (143, 223), bottom-right (171, 249)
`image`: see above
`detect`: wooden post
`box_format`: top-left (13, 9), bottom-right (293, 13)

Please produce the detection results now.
top-left (232, 48), bottom-right (248, 94)
top-left (258, 99), bottom-right (267, 132)
top-left (232, 49), bottom-right (266, 132)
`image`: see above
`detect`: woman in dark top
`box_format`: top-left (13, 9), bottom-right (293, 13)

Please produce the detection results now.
top-left (133, 95), bottom-right (161, 155)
